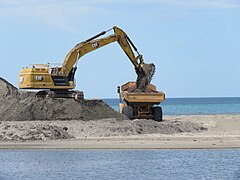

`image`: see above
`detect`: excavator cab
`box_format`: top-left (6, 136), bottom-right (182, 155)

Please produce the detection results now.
top-left (19, 64), bottom-right (83, 100)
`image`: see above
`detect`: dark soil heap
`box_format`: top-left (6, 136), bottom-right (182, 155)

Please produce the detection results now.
top-left (0, 77), bottom-right (127, 121)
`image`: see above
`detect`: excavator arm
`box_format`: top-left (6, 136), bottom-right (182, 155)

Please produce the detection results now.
top-left (60, 26), bottom-right (144, 76)
top-left (59, 26), bottom-right (155, 92)
top-left (112, 26), bottom-right (144, 69)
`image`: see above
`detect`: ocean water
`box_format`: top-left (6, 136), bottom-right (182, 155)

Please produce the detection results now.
top-left (0, 150), bottom-right (239, 180)
top-left (103, 97), bottom-right (240, 115)
top-left (1, 99), bottom-right (239, 180)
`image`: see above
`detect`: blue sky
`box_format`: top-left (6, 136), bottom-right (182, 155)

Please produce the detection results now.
top-left (0, 0), bottom-right (240, 98)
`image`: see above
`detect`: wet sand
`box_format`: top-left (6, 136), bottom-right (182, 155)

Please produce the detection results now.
top-left (1, 115), bottom-right (239, 149)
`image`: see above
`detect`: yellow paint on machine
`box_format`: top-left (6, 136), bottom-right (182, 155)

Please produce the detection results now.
top-left (18, 64), bottom-right (75, 90)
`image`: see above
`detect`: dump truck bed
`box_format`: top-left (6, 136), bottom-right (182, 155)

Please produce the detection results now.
top-left (120, 82), bottom-right (165, 105)
top-left (121, 91), bottom-right (165, 104)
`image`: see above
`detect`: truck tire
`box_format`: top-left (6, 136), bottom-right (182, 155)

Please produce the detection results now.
top-left (153, 107), bottom-right (163, 122)
top-left (123, 106), bottom-right (133, 119)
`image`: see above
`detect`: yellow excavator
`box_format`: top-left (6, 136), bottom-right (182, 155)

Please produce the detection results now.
top-left (18, 26), bottom-right (165, 121)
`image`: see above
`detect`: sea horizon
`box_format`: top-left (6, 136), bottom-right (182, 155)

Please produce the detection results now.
top-left (102, 97), bottom-right (240, 116)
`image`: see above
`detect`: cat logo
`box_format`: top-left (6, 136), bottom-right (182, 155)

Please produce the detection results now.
top-left (36, 76), bottom-right (43, 81)
top-left (92, 42), bottom-right (99, 48)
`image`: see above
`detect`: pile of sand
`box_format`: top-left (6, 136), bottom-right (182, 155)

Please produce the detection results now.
top-left (0, 77), bottom-right (127, 121)
top-left (0, 122), bottom-right (74, 141)
top-left (0, 77), bottom-right (207, 141)
top-left (0, 77), bottom-right (19, 97)
top-left (0, 77), bottom-right (19, 114)
top-left (0, 119), bottom-right (206, 141)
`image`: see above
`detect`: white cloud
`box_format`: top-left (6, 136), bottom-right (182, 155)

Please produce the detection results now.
top-left (83, 0), bottom-right (240, 9)
top-left (1, 0), bottom-right (238, 19)
top-left (0, 2), bottom-right (103, 35)
top-left (74, 0), bottom-right (240, 9)
top-left (185, 0), bottom-right (239, 9)
top-left (2, 0), bottom-right (239, 9)
top-left (0, 0), bottom-right (238, 33)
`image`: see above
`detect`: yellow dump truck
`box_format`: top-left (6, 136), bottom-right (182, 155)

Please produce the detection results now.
top-left (118, 82), bottom-right (165, 121)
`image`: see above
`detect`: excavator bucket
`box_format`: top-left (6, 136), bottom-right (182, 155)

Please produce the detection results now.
top-left (135, 63), bottom-right (156, 92)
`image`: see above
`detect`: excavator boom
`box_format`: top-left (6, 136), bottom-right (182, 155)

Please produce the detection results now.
top-left (60, 26), bottom-right (143, 76)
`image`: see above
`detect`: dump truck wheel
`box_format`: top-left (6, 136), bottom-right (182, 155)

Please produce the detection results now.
top-left (153, 107), bottom-right (162, 122)
top-left (123, 106), bottom-right (133, 119)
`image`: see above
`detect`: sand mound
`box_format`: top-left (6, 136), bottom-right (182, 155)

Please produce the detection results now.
top-left (0, 77), bottom-right (20, 114)
top-left (0, 77), bottom-right (207, 141)
top-left (0, 77), bottom-right (127, 121)
top-left (0, 119), bottom-right (206, 141)
top-left (67, 118), bottom-right (206, 137)
top-left (0, 122), bottom-right (74, 141)
top-left (0, 77), bottom-right (19, 97)
top-left (0, 97), bottom-right (126, 121)
top-left (132, 119), bottom-right (206, 135)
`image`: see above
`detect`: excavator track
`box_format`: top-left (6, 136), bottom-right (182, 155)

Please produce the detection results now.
top-left (36, 90), bottom-right (84, 101)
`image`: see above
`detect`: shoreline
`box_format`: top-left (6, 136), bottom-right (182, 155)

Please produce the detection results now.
top-left (0, 136), bottom-right (240, 150)
top-left (0, 114), bottom-right (240, 150)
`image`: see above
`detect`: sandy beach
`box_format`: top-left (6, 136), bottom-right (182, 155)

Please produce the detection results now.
top-left (1, 76), bottom-right (240, 149)
top-left (0, 115), bottom-right (239, 150)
